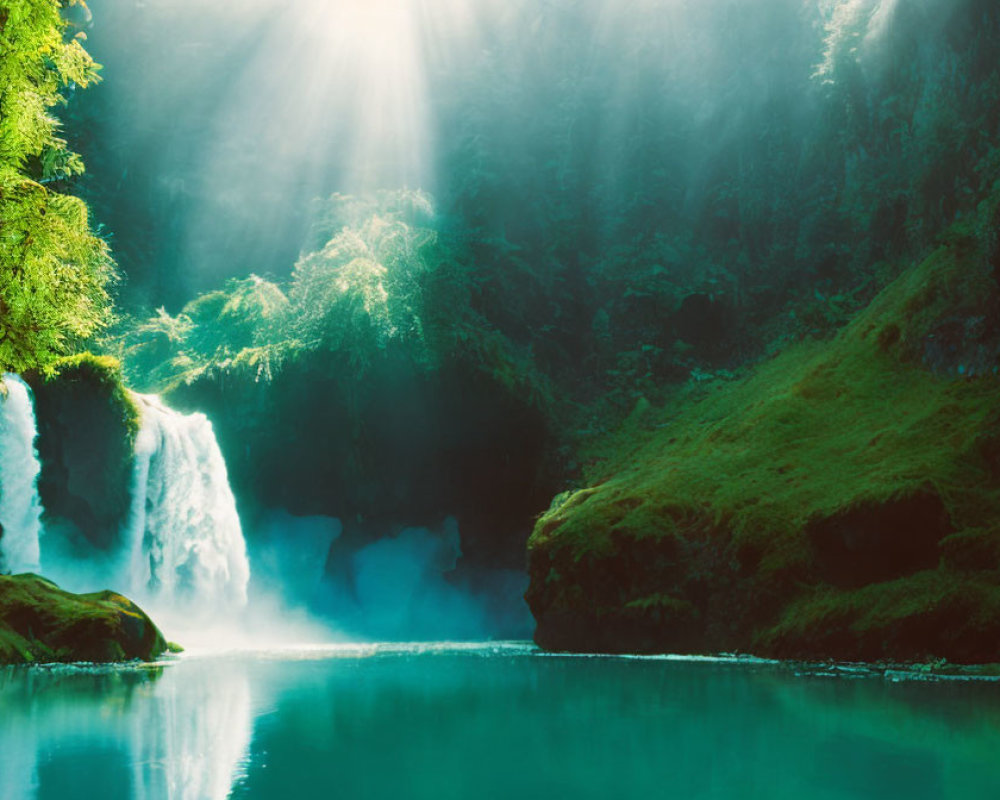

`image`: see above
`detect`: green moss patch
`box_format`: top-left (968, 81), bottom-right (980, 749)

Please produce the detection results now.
top-left (759, 571), bottom-right (1000, 663)
top-left (0, 574), bottom-right (168, 664)
top-left (527, 240), bottom-right (1000, 661)
top-left (36, 353), bottom-right (141, 438)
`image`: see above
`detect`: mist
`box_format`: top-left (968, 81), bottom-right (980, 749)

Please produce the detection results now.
top-left (249, 512), bottom-right (534, 642)
top-left (71, 0), bottom-right (967, 306)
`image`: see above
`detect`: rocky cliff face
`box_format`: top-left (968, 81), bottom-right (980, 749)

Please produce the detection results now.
top-left (527, 232), bottom-right (1000, 662)
top-left (165, 345), bottom-right (558, 573)
top-left (26, 355), bottom-right (139, 552)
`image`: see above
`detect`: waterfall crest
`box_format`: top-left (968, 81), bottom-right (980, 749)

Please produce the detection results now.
top-left (125, 394), bottom-right (250, 607)
top-left (0, 374), bottom-right (43, 574)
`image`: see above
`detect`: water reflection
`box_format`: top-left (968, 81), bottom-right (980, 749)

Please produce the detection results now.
top-left (763, 672), bottom-right (1000, 799)
top-left (128, 661), bottom-right (251, 800)
top-left (2, 649), bottom-right (1000, 800)
top-left (0, 662), bottom-right (251, 800)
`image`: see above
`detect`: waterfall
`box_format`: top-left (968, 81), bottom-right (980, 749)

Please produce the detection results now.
top-left (125, 394), bottom-right (250, 607)
top-left (0, 374), bottom-right (43, 574)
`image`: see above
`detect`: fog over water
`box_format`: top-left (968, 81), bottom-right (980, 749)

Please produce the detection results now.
top-left (0, 372), bottom-right (530, 645)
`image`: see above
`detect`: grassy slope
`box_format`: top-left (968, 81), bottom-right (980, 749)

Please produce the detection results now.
top-left (527, 237), bottom-right (1000, 661)
top-left (0, 574), bottom-right (167, 664)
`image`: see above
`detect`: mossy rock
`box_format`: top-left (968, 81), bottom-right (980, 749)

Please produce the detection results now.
top-left (756, 571), bottom-right (1000, 663)
top-left (527, 238), bottom-right (1000, 662)
top-left (24, 353), bottom-right (139, 551)
top-left (0, 574), bottom-right (168, 664)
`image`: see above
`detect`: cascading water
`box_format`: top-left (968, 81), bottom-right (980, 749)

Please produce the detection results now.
top-left (0, 374), bottom-right (43, 574)
top-left (125, 394), bottom-right (250, 607)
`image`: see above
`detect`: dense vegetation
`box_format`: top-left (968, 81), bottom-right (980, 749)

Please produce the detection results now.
top-left (4, 0), bottom-right (1000, 656)
top-left (528, 221), bottom-right (1000, 661)
top-left (93, 0), bottom-right (1000, 405)
top-left (75, 1), bottom-right (998, 564)
top-left (0, 0), bottom-right (113, 372)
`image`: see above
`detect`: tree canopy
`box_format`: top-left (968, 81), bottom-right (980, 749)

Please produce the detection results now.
top-left (0, 0), bottom-right (113, 372)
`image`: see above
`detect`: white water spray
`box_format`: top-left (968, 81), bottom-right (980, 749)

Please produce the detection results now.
top-left (125, 394), bottom-right (250, 607)
top-left (0, 374), bottom-right (43, 574)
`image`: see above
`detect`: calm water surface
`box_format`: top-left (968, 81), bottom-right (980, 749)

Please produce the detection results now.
top-left (1, 643), bottom-right (998, 799)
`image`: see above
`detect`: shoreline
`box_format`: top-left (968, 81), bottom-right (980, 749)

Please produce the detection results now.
top-left (3, 641), bottom-right (999, 683)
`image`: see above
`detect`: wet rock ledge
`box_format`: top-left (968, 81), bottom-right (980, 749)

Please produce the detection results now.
top-left (0, 574), bottom-right (168, 664)
top-left (527, 233), bottom-right (1000, 663)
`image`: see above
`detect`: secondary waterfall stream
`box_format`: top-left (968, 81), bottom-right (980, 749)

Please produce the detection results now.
top-left (125, 394), bottom-right (250, 607)
top-left (0, 374), bottom-right (43, 575)
top-left (1, 376), bottom-right (250, 610)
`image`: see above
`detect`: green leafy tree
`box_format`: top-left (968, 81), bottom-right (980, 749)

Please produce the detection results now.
top-left (291, 191), bottom-right (437, 361)
top-left (0, 0), bottom-right (113, 372)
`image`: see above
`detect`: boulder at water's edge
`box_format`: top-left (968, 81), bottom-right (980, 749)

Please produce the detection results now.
top-left (0, 573), bottom-right (168, 664)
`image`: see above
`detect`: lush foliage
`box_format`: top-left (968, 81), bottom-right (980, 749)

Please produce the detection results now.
top-left (528, 228), bottom-right (1000, 659)
top-left (0, 0), bottom-right (113, 372)
top-left (291, 192), bottom-right (436, 361)
top-left (80, 0), bottom-right (1000, 425)
top-left (106, 190), bottom-right (553, 406)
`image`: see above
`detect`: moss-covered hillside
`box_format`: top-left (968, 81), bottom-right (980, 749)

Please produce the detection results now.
top-left (527, 233), bottom-right (1000, 662)
top-left (0, 574), bottom-right (168, 664)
